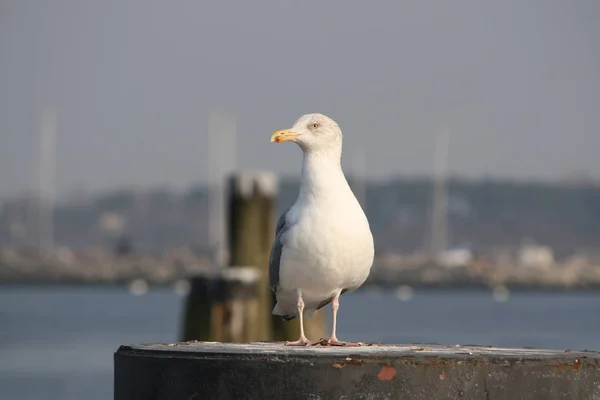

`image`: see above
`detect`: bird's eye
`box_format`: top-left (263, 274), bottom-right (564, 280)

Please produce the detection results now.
top-left (312, 123), bottom-right (319, 129)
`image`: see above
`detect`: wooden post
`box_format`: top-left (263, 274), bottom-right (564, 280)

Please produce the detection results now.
top-left (115, 342), bottom-right (600, 400)
top-left (227, 172), bottom-right (325, 342)
top-left (180, 267), bottom-right (260, 342)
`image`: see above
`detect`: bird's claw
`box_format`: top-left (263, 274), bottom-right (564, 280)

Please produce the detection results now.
top-left (326, 338), bottom-right (362, 347)
top-left (284, 337), bottom-right (363, 347)
top-left (309, 337), bottom-right (362, 347)
top-left (285, 337), bottom-right (312, 346)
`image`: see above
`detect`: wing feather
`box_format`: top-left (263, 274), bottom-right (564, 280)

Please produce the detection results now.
top-left (269, 207), bottom-right (291, 291)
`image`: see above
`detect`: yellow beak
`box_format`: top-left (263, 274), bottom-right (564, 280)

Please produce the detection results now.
top-left (271, 129), bottom-right (301, 143)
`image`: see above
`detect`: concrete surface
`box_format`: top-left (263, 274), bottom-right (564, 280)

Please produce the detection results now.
top-left (114, 341), bottom-right (600, 400)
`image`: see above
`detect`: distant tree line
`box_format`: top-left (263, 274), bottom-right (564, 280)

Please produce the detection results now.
top-left (1, 178), bottom-right (598, 256)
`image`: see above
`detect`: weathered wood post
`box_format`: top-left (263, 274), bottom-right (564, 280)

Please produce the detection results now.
top-left (115, 342), bottom-right (600, 400)
top-left (228, 172), bottom-right (326, 342)
top-left (180, 267), bottom-right (260, 342)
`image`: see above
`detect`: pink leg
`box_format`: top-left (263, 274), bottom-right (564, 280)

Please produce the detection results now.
top-left (286, 289), bottom-right (310, 346)
top-left (327, 290), bottom-right (361, 347)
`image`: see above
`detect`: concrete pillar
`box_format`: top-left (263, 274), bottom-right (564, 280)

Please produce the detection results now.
top-left (115, 342), bottom-right (600, 400)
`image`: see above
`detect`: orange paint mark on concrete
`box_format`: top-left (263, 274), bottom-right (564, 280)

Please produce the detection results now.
top-left (377, 364), bottom-right (397, 381)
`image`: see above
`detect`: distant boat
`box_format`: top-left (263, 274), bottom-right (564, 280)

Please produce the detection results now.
top-left (492, 285), bottom-right (510, 302)
top-left (128, 279), bottom-right (148, 296)
top-left (172, 279), bottom-right (191, 296)
top-left (395, 285), bottom-right (414, 301)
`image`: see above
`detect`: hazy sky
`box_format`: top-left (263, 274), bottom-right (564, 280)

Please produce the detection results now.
top-left (1, 0), bottom-right (599, 198)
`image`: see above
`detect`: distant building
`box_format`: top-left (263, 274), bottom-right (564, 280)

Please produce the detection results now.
top-left (518, 244), bottom-right (554, 268)
top-left (437, 247), bottom-right (473, 267)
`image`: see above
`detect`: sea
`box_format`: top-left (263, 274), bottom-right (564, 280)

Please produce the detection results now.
top-left (1, 286), bottom-right (599, 400)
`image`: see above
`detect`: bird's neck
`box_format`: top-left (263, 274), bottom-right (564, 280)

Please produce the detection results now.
top-left (298, 149), bottom-right (349, 202)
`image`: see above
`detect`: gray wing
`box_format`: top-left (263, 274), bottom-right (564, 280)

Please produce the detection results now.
top-left (269, 207), bottom-right (291, 292)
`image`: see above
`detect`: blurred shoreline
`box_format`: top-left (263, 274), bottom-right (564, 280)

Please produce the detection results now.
top-left (2, 247), bottom-right (599, 291)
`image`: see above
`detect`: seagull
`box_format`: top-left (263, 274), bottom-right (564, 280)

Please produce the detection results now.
top-left (269, 113), bottom-right (374, 346)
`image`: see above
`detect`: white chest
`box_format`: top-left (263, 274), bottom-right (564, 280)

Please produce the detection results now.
top-left (279, 199), bottom-right (374, 293)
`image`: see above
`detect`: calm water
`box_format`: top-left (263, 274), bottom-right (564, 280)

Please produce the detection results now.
top-left (1, 286), bottom-right (599, 399)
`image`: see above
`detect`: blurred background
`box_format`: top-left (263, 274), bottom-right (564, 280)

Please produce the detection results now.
top-left (1, 0), bottom-right (600, 399)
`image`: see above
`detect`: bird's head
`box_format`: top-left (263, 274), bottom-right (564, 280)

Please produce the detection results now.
top-left (270, 113), bottom-right (342, 153)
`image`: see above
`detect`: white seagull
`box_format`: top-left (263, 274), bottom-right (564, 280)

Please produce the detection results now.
top-left (269, 113), bottom-right (374, 346)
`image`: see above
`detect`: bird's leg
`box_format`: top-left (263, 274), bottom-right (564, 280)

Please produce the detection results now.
top-left (327, 290), bottom-right (360, 347)
top-left (285, 289), bottom-right (311, 346)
